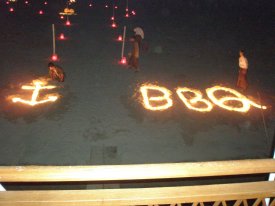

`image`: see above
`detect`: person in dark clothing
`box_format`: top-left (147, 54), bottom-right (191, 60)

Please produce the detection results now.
top-left (48, 62), bottom-right (65, 82)
top-left (128, 35), bottom-right (141, 72)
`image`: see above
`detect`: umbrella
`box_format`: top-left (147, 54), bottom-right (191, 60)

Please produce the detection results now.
top-left (133, 27), bottom-right (144, 39)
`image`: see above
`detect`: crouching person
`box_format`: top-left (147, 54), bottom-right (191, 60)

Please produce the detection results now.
top-left (48, 62), bottom-right (65, 82)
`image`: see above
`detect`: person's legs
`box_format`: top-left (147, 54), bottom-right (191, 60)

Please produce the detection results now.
top-left (133, 57), bottom-right (139, 72)
top-left (237, 69), bottom-right (248, 92)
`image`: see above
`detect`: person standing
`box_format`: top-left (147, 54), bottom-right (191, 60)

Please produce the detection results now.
top-left (128, 35), bottom-right (140, 72)
top-left (237, 50), bottom-right (248, 91)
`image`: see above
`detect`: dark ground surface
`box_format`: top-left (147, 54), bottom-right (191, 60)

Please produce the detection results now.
top-left (0, 0), bottom-right (274, 189)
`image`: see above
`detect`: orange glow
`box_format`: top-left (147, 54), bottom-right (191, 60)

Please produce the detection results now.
top-left (176, 87), bottom-right (213, 112)
top-left (206, 86), bottom-right (267, 113)
top-left (140, 84), bottom-right (173, 111)
top-left (12, 80), bottom-right (59, 106)
top-left (139, 84), bottom-right (268, 113)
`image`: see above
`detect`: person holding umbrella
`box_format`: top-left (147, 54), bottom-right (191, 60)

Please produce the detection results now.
top-left (128, 27), bottom-right (144, 72)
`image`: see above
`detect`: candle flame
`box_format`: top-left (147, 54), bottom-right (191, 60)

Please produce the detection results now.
top-left (140, 84), bottom-right (267, 113)
top-left (176, 87), bottom-right (213, 112)
top-left (11, 79), bottom-right (59, 106)
top-left (140, 84), bottom-right (173, 111)
top-left (206, 86), bottom-right (267, 112)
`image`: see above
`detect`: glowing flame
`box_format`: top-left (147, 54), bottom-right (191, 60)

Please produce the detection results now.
top-left (120, 57), bottom-right (127, 64)
top-left (111, 22), bottom-right (117, 28)
top-left (12, 80), bottom-right (59, 106)
top-left (117, 35), bottom-right (122, 41)
top-left (51, 54), bottom-right (58, 61)
top-left (176, 87), bottom-right (213, 112)
top-left (206, 86), bottom-right (267, 113)
top-left (139, 84), bottom-right (267, 113)
top-left (140, 84), bottom-right (173, 111)
top-left (59, 33), bottom-right (65, 40)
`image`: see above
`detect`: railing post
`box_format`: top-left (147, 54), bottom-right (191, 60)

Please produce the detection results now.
top-left (265, 128), bottom-right (275, 206)
top-left (0, 184), bottom-right (6, 191)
